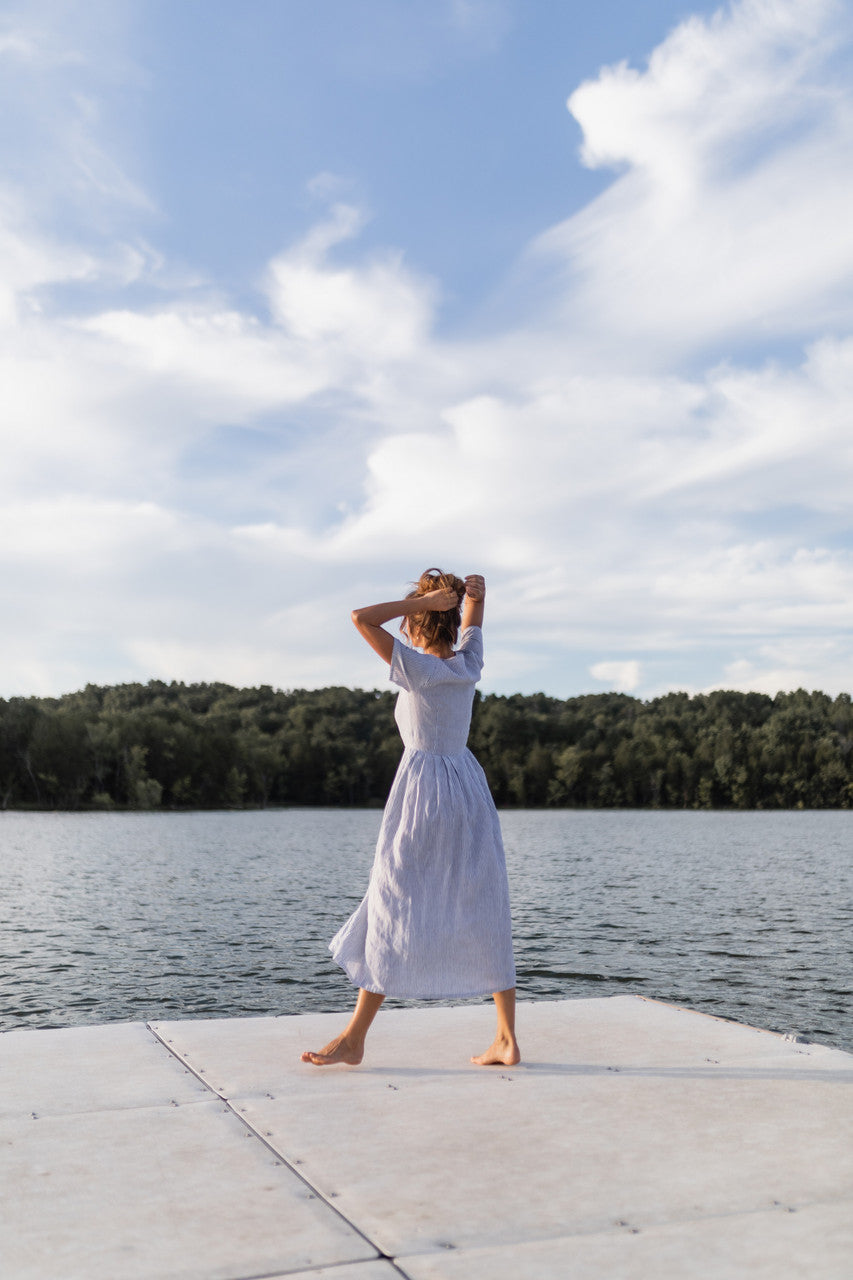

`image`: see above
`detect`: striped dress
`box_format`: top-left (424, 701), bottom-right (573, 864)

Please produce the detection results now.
top-left (329, 626), bottom-right (516, 998)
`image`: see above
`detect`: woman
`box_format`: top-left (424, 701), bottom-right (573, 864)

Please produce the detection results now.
top-left (301, 569), bottom-right (519, 1067)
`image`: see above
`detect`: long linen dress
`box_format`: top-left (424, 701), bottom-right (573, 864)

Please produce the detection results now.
top-left (329, 625), bottom-right (516, 999)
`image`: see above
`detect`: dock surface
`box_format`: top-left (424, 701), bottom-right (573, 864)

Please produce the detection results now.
top-left (1, 995), bottom-right (851, 1279)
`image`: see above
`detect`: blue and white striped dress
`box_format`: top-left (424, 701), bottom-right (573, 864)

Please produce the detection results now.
top-left (329, 625), bottom-right (516, 999)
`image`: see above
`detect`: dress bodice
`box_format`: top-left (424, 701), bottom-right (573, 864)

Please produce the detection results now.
top-left (389, 626), bottom-right (483, 756)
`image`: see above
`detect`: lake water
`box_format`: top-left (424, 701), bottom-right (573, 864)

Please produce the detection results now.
top-left (1, 809), bottom-right (851, 1052)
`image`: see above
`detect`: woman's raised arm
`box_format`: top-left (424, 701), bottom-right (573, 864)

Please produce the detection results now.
top-left (460, 574), bottom-right (485, 631)
top-left (352, 587), bottom-right (459, 664)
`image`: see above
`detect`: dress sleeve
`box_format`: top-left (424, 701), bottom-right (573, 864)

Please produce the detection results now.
top-left (389, 637), bottom-right (433, 691)
top-left (456, 626), bottom-right (484, 680)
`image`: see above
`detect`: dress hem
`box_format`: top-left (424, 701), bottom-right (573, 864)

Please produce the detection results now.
top-left (330, 952), bottom-right (516, 1000)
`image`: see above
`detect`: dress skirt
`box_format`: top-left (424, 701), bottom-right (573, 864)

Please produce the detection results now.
top-left (329, 746), bottom-right (516, 998)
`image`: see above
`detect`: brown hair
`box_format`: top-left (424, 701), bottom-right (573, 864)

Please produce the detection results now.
top-left (402, 567), bottom-right (465, 650)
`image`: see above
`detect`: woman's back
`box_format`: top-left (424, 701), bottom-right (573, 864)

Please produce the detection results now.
top-left (391, 626), bottom-right (483, 755)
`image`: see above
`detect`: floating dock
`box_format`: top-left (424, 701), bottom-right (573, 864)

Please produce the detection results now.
top-left (1, 995), bottom-right (851, 1279)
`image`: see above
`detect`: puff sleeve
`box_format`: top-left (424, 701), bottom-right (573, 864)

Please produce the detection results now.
top-left (455, 626), bottom-right (484, 680)
top-left (390, 637), bottom-right (434, 691)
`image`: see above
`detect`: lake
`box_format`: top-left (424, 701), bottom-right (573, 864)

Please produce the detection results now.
top-left (1, 809), bottom-right (850, 1052)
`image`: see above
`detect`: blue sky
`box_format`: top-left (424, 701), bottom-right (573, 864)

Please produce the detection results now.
top-left (2, 0), bottom-right (853, 699)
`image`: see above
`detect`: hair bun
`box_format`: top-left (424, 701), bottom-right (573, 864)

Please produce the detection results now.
top-left (417, 568), bottom-right (464, 597)
top-left (403, 567), bottom-right (465, 648)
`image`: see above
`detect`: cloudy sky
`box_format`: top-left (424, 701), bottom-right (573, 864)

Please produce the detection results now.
top-left (2, 0), bottom-right (853, 701)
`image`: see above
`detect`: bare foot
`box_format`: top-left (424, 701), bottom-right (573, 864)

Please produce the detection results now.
top-left (471, 1034), bottom-right (521, 1067)
top-left (301, 1033), bottom-right (364, 1066)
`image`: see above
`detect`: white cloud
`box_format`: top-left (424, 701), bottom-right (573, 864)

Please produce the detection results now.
top-left (266, 203), bottom-right (436, 362)
top-left (0, 206), bottom-right (96, 324)
top-left (0, 31), bottom-right (39, 59)
top-left (2, 0), bottom-right (853, 700)
top-left (524, 0), bottom-right (853, 365)
top-left (82, 305), bottom-right (329, 412)
top-left (719, 635), bottom-right (853, 695)
top-left (590, 660), bottom-right (642, 692)
top-left (124, 637), bottom-right (350, 692)
top-left (572, 0), bottom-right (838, 179)
top-left (69, 201), bottom-right (439, 433)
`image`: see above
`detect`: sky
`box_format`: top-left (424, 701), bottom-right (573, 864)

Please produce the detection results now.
top-left (2, 0), bottom-right (853, 701)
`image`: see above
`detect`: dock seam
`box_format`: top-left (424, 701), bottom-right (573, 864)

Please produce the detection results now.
top-left (145, 1020), bottom-right (414, 1279)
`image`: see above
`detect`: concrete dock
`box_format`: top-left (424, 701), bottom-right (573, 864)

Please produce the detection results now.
top-left (1, 995), bottom-right (851, 1279)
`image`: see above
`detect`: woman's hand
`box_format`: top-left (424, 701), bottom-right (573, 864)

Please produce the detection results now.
top-left (460, 574), bottom-right (486, 630)
top-left (419, 586), bottom-right (459, 611)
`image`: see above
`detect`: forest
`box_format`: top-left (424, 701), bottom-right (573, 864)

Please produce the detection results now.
top-left (1, 679), bottom-right (852, 811)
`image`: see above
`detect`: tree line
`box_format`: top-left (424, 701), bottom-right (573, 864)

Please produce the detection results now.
top-left (0, 680), bottom-right (851, 811)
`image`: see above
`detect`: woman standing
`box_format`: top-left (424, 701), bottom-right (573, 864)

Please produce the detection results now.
top-left (301, 569), bottom-right (519, 1067)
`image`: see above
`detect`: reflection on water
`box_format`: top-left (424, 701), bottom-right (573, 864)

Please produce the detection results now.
top-left (1, 809), bottom-right (850, 1051)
